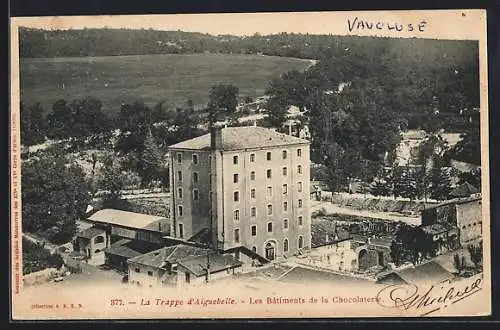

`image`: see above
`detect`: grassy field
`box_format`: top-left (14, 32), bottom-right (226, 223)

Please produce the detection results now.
top-left (20, 53), bottom-right (312, 111)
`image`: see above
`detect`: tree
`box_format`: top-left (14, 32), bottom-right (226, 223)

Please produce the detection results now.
top-left (139, 130), bottom-right (163, 187)
top-left (208, 84), bottom-right (239, 114)
top-left (97, 155), bottom-right (127, 208)
top-left (22, 238), bottom-right (64, 275)
top-left (22, 152), bottom-right (91, 244)
top-left (371, 178), bottom-right (392, 197)
top-left (20, 102), bottom-right (46, 146)
top-left (429, 165), bottom-right (452, 201)
top-left (390, 240), bottom-right (403, 266)
top-left (265, 95), bottom-right (288, 128)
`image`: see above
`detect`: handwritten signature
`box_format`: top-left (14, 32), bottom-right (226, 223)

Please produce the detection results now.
top-left (376, 276), bottom-right (482, 316)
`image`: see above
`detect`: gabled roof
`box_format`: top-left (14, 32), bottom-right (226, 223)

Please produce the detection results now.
top-left (177, 253), bottom-right (243, 277)
top-left (102, 239), bottom-right (162, 259)
top-left (87, 209), bottom-right (170, 233)
top-left (127, 244), bottom-right (209, 268)
top-left (449, 182), bottom-right (479, 198)
top-left (168, 126), bottom-right (309, 151)
top-left (389, 261), bottom-right (453, 285)
top-left (76, 226), bottom-right (105, 239)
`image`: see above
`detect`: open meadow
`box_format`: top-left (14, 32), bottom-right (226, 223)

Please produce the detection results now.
top-left (20, 53), bottom-right (312, 111)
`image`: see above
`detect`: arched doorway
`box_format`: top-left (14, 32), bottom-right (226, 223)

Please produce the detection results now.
top-left (264, 241), bottom-right (276, 260)
top-left (358, 249), bottom-right (369, 270)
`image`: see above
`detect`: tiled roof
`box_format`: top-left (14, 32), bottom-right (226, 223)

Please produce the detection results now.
top-left (278, 266), bottom-right (372, 285)
top-left (76, 226), bottom-right (106, 239)
top-left (178, 253), bottom-right (243, 277)
top-left (392, 261), bottom-right (453, 284)
top-left (102, 239), bottom-right (162, 259)
top-left (423, 195), bottom-right (481, 211)
top-left (127, 244), bottom-right (209, 268)
top-left (311, 218), bottom-right (351, 248)
top-left (168, 126), bottom-right (309, 151)
top-left (422, 223), bottom-right (453, 236)
top-left (369, 237), bottom-right (393, 248)
top-left (87, 209), bottom-right (170, 233)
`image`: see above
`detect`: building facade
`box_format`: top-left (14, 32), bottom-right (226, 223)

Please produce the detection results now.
top-left (168, 126), bottom-right (311, 260)
top-left (420, 196), bottom-right (482, 246)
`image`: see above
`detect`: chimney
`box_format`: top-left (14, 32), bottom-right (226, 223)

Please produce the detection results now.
top-left (325, 233), bottom-right (329, 243)
top-left (210, 125), bottom-right (223, 150)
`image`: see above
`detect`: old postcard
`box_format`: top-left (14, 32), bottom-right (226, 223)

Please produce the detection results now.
top-left (10, 10), bottom-right (490, 320)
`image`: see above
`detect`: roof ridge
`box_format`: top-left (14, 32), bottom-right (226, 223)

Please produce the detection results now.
top-left (165, 245), bottom-right (180, 261)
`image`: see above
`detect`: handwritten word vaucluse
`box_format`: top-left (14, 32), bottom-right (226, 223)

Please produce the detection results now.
top-left (348, 17), bottom-right (427, 33)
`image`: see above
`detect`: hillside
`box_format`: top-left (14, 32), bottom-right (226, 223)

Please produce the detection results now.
top-left (20, 53), bottom-right (312, 110)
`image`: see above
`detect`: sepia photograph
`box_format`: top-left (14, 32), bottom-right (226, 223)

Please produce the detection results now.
top-left (10, 10), bottom-right (490, 319)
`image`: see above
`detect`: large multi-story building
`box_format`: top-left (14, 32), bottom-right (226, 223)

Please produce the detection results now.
top-left (168, 126), bottom-right (311, 261)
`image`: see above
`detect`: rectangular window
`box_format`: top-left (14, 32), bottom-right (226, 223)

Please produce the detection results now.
top-left (298, 199), bottom-right (303, 208)
top-left (193, 172), bottom-right (199, 183)
top-left (283, 201), bottom-right (288, 212)
top-left (178, 223), bottom-right (184, 238)
top-left (250, 153), bottom-right (255, 162)
top-left (282, 167), bottom-right (288, 176)
top-left (267, 169), bottom-right (272, 179)
top-left (267, 186), bottom-right (273, 196)
top-left (267, 222), bottom-right (273, 233)
top-left (234, 191), bottom-right (239, 202)
top-left (192, 154), bottom-right (198, 165)
top-left (177, 187), bottom-right (183, 199)
top-left (208, 155), bottom-right (211, 166)
top-left (176, 152), bottom-right (182, 164)
top-left (233, 173), bottom-right (239, 183)
top-left (134, 268), bottom-right (140, 273)
top-left (209, 174), bottom-right (212, 186)
top-left (251, 207), bottom-right (256, 217)
top-left (267, 204), bottom-right (273, 215)
top-left (297, 149), bottom-right (302, 157)
top-left (297, 165), bottom-right (302, 174)
top-left (283, 219), bottom-right (289, 229)
top-left (266, 152), bottom-right (272, 161)
top-left (147, 271), bottom-right (153, 276)
top-left (193, 189), bottom-right (199, 201)
top-left (234, 210), bottom-right (240, 221)
top-left (251, 225), bottom-right (257, 237)
top-left (282, 150), bottom-right (287, 159)
top-left (250, 171), bottom-right (255, 180)
top-left (282, 184), bottom-right (288, 195)
top-left (298, 182), bottom-right (303, 192)
top-left (233, 155), bottom-right (239, 165)
top-left (177, 171), bottom-right (182, 182)
top-left (234, 229), bottom-right (240, 243)
top-left (178, 205), bottom-right (183, 217)
top-left (250, 188), bottom-right (256, 199)
top-left (298, 216), bottom-right (303, 226)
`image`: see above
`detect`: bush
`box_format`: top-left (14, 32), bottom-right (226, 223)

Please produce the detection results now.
top-left (22, 238), bottom-right (64, 275)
